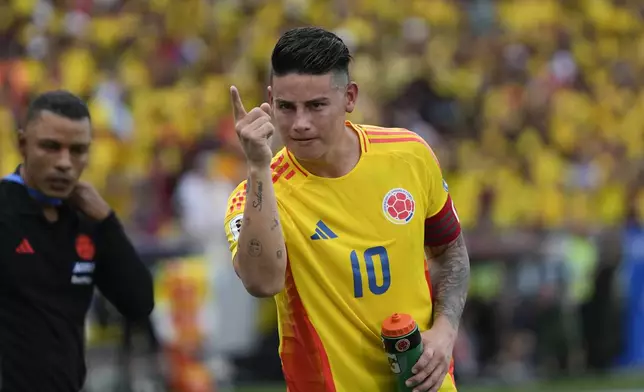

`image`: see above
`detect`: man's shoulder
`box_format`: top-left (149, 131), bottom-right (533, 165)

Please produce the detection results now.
top-left (226, 180), bottom-right (247, 217)
top-left (357, 124), bottom-right (433, 155)
top-left (355, 124), bottom-right (437, 169)
top-left (270, 148), bottom-right (306, 189)
top-left (0, 181), bottom-right (20, 217)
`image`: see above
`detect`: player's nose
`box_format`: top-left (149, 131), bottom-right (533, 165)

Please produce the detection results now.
top-left (291, 112), bottom-right (312, 132)
top-left (54, 149), bottom-right (73, 172)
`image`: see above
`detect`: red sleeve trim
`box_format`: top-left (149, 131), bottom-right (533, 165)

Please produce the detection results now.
top-left (424, 195), bottom-right (461, 247)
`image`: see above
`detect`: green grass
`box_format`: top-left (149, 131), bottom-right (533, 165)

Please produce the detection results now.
top-left (235, 372), bottom-right (644, 392)
top-left (469, 372), bottom-right (644, 391)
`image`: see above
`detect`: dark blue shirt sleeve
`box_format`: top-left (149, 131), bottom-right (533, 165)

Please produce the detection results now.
top-left (94, 212), bottom-right (154, 320)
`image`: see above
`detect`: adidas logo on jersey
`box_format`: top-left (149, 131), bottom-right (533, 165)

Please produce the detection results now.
top-left (310, 220), bottom-right (337, 240)
top-left (16, 239), bottom-right (34, 254)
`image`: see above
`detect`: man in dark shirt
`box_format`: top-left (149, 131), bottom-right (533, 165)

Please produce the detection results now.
top-left (0, 90), bottom-right (154, 391)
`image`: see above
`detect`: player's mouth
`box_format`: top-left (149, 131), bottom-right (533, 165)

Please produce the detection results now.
top-left (46, 177), bottom-right (74, 191)
top-left (291, 137), bottom-right (317, 143)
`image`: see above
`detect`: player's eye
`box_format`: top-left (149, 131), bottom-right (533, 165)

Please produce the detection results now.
top-left (39, 141), bottom-right (61, 152)
top-left (309, 102), bottom-right (326, 109)
top-left (277, 102), bottom-right (294, 110)
top-left (71, 145), bottom-right (89, 155)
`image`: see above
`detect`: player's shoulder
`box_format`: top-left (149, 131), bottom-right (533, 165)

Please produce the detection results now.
top-left (226, 179), bottom-right (247, 218)
top-left (0, 183), bottom-right (19, 241)
top-left (356, 123), bottom-right (437, 161)
top-left (0, 181), bottom-right (20, 217)
top-left (270, 147), bottom-right (306, 188)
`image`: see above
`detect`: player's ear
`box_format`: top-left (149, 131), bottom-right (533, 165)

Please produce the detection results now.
top-left (345, 82), bottom-right (358, 114)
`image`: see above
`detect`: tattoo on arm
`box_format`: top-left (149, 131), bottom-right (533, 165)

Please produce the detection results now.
top-left (252, 181), bottom-right (264, 211)
top-left (270, 218), bottom-right (279, 231)
top-left (426, 234), bottom-right (470, 330)
top-left (247, 239), bottom-right (263, 257)
top-left (276, 249), bottom-right (283, 259)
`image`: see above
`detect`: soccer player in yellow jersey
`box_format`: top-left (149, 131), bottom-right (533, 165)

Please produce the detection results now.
top-left (224, 27), bottom-right (470, 392)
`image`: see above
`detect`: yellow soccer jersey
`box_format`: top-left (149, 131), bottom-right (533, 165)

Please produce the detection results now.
top-left (224, 122), bottom-right (459, 392)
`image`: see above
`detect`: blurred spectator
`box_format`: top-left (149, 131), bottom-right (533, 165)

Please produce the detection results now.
top-left (175, 151), bottom-right (232, 254)
top-left (174, 151), bottom-right (259, 389)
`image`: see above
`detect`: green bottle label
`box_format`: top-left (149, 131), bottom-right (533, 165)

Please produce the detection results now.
top-left (382, 327), bottom-right (423, 392)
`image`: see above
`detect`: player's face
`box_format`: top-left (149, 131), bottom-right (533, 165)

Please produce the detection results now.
top-left (269, 72), bottom-right (358, 161)
top-left (19, 111), bottom-right (91, 198)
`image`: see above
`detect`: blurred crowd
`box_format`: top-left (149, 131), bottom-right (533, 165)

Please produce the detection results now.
top-left (0, 0), bottom-right (642, 389)
top-left (1, 0), bottom-right (644, 236)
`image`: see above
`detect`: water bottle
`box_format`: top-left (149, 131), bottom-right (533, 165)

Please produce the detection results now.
top-left (381, 313), bottom-right (424, 392)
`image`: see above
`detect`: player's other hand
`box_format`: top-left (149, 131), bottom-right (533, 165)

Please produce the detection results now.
top-left (406, 321), bottom-right (457, 392)
top-left (70, 181), bottom-right (112, 221)
top-left (230, 85), bottom-right (274, 168)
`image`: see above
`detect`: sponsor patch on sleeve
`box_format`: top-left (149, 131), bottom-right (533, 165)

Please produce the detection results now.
top-left (229, 214), bottom-right (244, 241)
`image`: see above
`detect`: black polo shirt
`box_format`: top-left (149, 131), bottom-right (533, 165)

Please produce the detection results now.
top-left (0, 179), bottom-right (154, 392)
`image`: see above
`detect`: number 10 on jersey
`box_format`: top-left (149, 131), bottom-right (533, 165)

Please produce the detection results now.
top-left (350, 246), bottom-right (391, 298)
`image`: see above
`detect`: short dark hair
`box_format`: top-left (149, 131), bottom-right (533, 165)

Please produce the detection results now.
top-left (25, 90), bottom-right (91, 126)
top-left (271, 27), bottom-right (352, 78)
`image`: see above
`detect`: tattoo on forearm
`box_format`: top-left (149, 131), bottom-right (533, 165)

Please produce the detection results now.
top-left (426, 234), bottom-right (470, 330)
top-left (252, 180), bottom-right (264, 211)
top-left (270, 218), bottom-right (279, 231)
top-left (248, 239), bottom-right (263, 257)
top-left (276, 249), bottom-right (283, 259)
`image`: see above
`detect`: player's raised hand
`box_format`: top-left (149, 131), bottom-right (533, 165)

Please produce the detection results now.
top-left (230, 86), bottom-right (274, 167)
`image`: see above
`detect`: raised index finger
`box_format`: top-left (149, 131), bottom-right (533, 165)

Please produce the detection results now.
top-left (230, 86), bottom-right (247, 121)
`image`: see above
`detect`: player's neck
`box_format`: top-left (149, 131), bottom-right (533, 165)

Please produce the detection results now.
top-left (297, 125), bottom-right (360, 178)
top-left (19, 165), bottom-right (37, 189)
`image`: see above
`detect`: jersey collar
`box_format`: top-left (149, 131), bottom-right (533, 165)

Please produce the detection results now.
top-left (347, 121), bottom-right (370, 155)
top-left (2, 166), bottom-right (71, 215)
top-left (284, 121), bottom-right (369, 179)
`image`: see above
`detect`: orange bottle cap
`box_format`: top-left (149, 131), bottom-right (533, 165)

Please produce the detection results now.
top-left (381, 313), bottom-right (417, 337)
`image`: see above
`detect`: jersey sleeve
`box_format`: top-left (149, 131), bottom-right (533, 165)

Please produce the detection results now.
top-left (223, 181), bottom-right (247, 260)
top-left (422, 145), bottom-right (461, 246)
